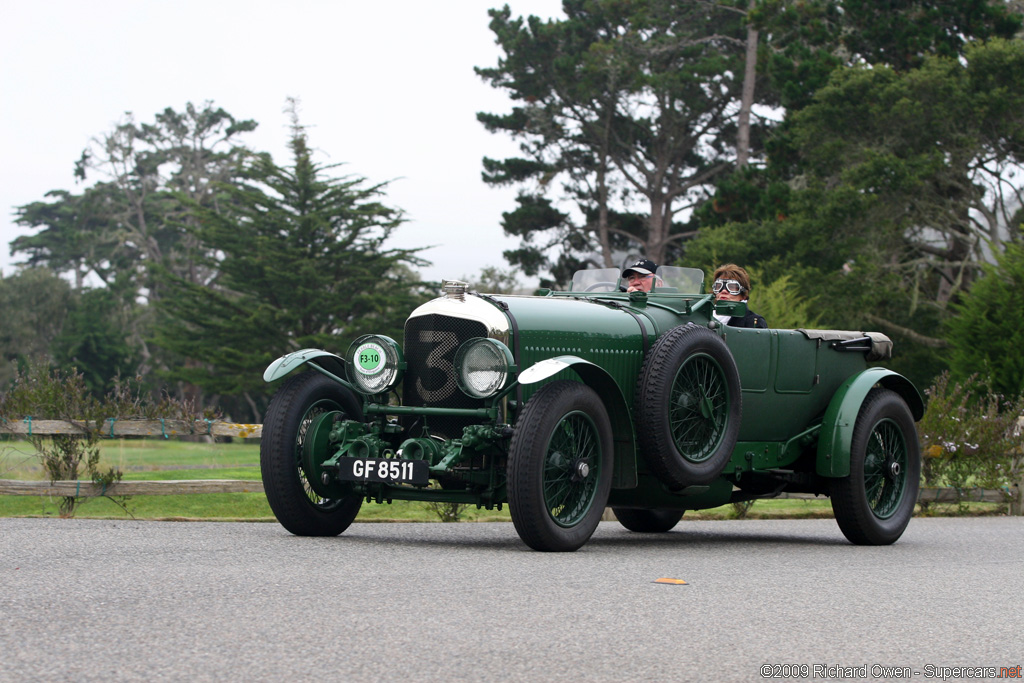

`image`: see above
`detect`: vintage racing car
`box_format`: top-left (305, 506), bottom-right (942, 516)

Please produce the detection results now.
top-left (260, 266), bottom-right (923, 551)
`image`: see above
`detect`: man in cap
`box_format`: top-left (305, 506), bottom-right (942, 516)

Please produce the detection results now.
top-left (622, 258), bottom-right (659, 293)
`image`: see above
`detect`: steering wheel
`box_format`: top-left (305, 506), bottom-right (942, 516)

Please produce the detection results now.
top-left (583, 281), bottom-right (618, 292)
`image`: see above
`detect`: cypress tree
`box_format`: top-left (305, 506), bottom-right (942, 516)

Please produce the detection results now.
top-left (154, 115), bottom-right (430, 420)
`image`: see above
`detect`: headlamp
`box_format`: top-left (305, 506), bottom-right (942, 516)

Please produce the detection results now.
top-left (346, 335), bottom-right (403, 394)
top-left (455, 338), bottom-right (515, 399)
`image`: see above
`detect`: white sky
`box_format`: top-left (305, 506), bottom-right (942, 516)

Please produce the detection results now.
top-left (0, 0), bottom-right (566, 285)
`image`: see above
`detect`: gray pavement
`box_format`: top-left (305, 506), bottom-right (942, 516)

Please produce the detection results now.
top-left (1, 517), bottom-right (1022, 682)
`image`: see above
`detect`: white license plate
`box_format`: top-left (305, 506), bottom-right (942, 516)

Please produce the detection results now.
top-left (336, 457), bottom-right (429, 485)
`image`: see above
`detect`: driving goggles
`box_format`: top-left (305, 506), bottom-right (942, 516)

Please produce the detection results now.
top-left (712, 278), bottom-right (745, 295)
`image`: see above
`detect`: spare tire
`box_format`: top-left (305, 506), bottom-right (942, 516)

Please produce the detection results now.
top-left (635, 324), bottom-right (742, 489)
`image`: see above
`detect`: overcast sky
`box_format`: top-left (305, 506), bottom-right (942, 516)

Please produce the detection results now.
top-left (0, 0), bottom-right (566, 285)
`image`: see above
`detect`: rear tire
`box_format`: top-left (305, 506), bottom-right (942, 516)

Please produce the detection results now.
top-left (613, 508), bottom-right (684, 533)
top-left (830, 389), bottom-right (920, 545)
top-left (261, 371), bottom-right (364, 536)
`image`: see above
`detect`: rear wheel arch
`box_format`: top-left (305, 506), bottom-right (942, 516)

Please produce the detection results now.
top-left (817, 368), bottom-right (923, 478)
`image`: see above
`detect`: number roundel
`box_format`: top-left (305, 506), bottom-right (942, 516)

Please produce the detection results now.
top-left (354, 342), bottom-right (386, 375)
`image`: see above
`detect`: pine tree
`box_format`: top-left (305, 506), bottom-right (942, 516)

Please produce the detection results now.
top-left (154, 110), bottom-right (431, 420)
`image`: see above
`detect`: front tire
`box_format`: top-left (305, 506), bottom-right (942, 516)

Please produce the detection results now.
top-left (613, 508), bottom-right (684, 533)
top-left (508, 381), bottom-right (614, 552)
top-left (830, 388), bottom-right (920, 545)
top-left (261, 371), bottom-right (364, 536)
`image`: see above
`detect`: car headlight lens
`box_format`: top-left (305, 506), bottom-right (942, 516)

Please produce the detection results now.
top-left (346, 335), bottom-right (403, 394)
top-left (455, 338), bottom-right (514, 399)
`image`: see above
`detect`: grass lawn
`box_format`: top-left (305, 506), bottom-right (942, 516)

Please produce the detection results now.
top-left (0, 439), bottom-right (511, 522)
top-left (0, 438), bottom-right (1009, 522)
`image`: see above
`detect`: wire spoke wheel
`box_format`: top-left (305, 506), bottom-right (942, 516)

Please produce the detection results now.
top-left (508, 381), bottom-right (613, 552)
top-left (542, 412), bottom-right (601, 527)
top-left (295, 401), bottom-right (346, 511)
top-left (636, 325), bottom-right (741, 488)
top-left (261, 371), bottom-right (364, 536)
top-left (831, 388), bottom-right (920, 545)
top-left (863, 418), bottom-right (908, 519)
top-left (669, 354), bottom-right (728, 462)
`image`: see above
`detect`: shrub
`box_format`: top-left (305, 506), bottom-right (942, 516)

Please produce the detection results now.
top-left (748, 272), bottom-right (823, 330)
top-left (917, 372), bottom-right (1024, 513)
top-left (0, 363), bottom-right (203, 517)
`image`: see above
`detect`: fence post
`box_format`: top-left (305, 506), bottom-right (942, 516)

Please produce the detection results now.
top-left (1011, 480), bottom-right (1023, 517)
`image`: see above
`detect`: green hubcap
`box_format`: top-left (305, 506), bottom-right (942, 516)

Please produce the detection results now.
top-left (863, 418), bottom-right (908, 519)
top-left (296, 399), bottom-right (347, 511)
top-left (669, 354), bottom-right (729, 463)
top-left (543, 411), bottom-right (601, 527)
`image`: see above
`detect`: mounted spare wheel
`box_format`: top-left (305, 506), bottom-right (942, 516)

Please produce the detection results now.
top-left (635, 324), bottom-right (742, 489)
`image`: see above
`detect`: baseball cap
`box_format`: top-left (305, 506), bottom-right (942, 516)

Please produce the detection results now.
top-left (622, 258), bottom-right (657, 278)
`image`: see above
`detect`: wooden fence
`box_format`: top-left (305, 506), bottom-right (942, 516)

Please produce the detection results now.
top-left (0, 479), bottom-right (263, 496)
top-left (0, 418), bottom-right (1019, 514)
top-left (0, 418), bottom-right (261, 439)
top-left (0, 418), bottom-right (264, 497)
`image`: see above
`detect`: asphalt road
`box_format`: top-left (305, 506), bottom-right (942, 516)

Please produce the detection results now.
top-left (1, 516), bottom-right (1022, 682)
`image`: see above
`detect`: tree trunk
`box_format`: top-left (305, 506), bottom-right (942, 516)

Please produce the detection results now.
top-left (243, 392), bottom-right (262, 424)
top-left (736, 5), bottom-right (759, 169)
top-left (935, 225), bottom-right (975, 304)
top-left (647, 197), bottom-right (670, 266)
top-left (593, 101), bottom-right (617, 268)
top-left (596, 164), bottom-right (614, 268)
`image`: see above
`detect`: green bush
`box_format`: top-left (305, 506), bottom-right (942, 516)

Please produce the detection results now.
top-left (946, 241), bottom-right (1024, 401)
top-left (0, 363), bottom-right (206, 517)
top-left (917, 372), bottom-right (1024, 513)
top-left (747, 271), bottom-right (823, 329)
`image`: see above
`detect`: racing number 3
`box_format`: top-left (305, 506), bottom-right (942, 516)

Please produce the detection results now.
top-left (416, 330), bottom-right (459, 402)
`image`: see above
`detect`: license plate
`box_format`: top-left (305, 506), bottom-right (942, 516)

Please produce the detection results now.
top-left (336, 457), bottom-right (430, 486)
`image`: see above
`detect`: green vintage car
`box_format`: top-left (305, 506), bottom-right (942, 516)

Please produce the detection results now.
top-left (260, 266), bottom-right (923, 551)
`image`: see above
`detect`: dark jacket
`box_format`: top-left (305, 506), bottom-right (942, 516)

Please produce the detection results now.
top-left (728, 308), bottom-right (767, 329)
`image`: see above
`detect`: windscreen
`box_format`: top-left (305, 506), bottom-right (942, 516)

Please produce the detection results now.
top-left (655, 266), bottom-right (704, 293)
top-left (569, 268), bottom-right (621, 293)
top-left (568, 266), bottom-right (704, 293)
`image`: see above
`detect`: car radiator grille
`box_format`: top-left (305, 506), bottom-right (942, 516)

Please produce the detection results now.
top-left (403, 314), bottom-right (488, 439)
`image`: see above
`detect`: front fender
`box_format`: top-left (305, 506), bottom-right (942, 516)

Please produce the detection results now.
top-left (519, 355), bottom-right (637, 488)
top-left (263, 348), bottom-right (351, 387)
top-left (816, 367), bottom-right (924, 477)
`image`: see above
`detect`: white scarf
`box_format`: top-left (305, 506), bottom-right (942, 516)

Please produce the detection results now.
top-left (713, 299), bottom-right (749, 326)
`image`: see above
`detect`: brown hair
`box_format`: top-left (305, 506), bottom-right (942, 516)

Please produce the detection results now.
top-left (712, 263), bottom-right (751, 295)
